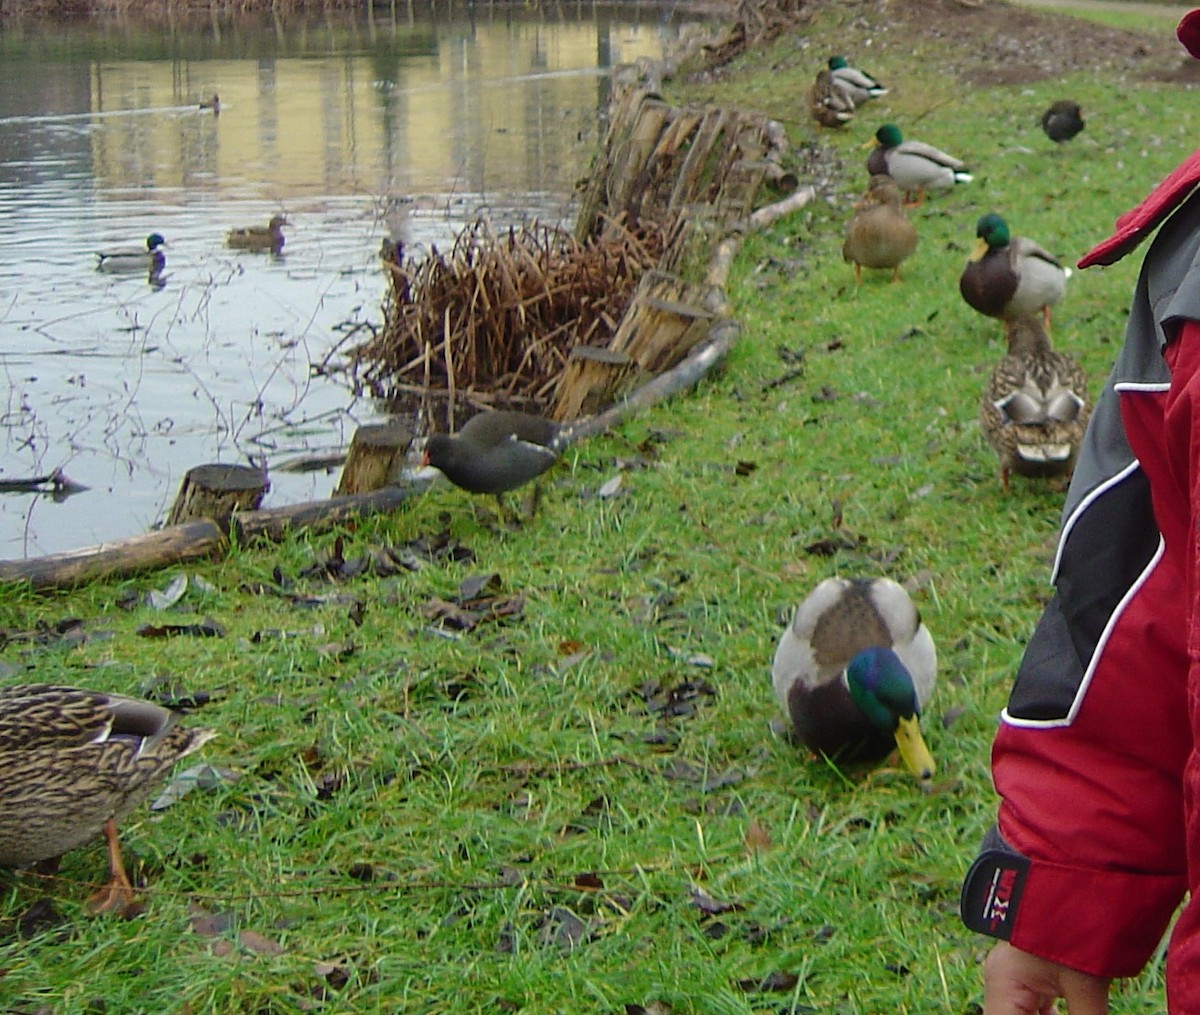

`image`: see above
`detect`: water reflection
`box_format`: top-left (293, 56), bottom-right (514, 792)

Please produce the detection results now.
top-left (0, 3), bottom-right (678, 557)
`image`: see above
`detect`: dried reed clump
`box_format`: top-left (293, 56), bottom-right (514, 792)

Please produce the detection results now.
top-left (353, 216), bottom-right (662, 409)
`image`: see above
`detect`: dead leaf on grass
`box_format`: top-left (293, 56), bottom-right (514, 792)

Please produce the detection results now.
top-left (136, 617), bottom-right (225, 639)
top-left (689, 886), bottom-right (743, 918)
top-left (736, 969), bottom-right (800, 993)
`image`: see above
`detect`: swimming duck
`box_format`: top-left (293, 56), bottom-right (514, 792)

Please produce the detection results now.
top-left (827, 55), bottom-right (888, 106)
top-left (199, 94), bottom-right (221, 114)
top-left (422, 410), bottom-right (564, 522)
top-left (807, 69), bottom-right (855, 129)
top-left (96, 233), bottom-right (166, 273)
top-left (865, 124), bottom-right (971, 204)
top-left (1041, 100), bottom-right (1083, 144)
top-left (842, 174), bottom-right (918, 284)
top-left (772, 577), bottom-right (937, 782)
top-left (959, 213), bottom-right (1070, 329)
top-left (981, 315), bottom-right (1090, 492)
top-left (0, 684), bottom-right (215, 915)
top-left (226, 215), bottom-right (287, 254)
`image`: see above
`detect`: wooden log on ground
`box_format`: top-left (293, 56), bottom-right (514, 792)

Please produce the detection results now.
top-left (0, 520), bottom-right (229, 591)
top-left (551, 346), bottom-right (643, 422)
top-left (166, 464), bottom-right (268, 527)
top-left (334, 423), bottom-right (413, 496)
top-left (608, 269), bottom-right (716, 374)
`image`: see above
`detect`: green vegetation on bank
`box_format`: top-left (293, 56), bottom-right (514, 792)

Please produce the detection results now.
top-left (0, 2), bottom-right (1192, 1011)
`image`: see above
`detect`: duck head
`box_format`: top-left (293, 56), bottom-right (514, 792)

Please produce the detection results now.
top-left (845, 646), bottom-right (935, 781)
top-left (971, 213), bottom-right (1010, 260)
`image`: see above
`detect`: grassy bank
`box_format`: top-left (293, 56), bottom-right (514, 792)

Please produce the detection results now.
top-left (0, 1), bottom-right (1193, 1011)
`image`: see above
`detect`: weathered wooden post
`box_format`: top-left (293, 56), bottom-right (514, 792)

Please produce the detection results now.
top-left (334, 422), bottom-right (414, 496)
top-left (166, 464), bottom-right (269, 528)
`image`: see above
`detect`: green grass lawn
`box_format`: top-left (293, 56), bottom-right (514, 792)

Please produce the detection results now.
top-left (0, 2), bottom-right (1194, 1012)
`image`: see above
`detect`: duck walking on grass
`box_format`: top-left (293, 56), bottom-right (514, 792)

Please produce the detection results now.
top-left (842, 174), bottom-right (918, 284)
top-left (1041, 100), bottom-right (1084, 144)
top-left (865, 124), bottom-right (971, 205)
top-left (772, 577), bottom-right (937, 783)
top-left (96, 233), bottom-right (166, 273)
top-left (959, 212), bottom-right (1070, 330)
top-left (981, 315), bottom-right (1090, 492)
top-left (422, 410), bottom-right (564, 522)
top-left (226, 215), bottom-right (287, 254)
top-left (827, 55), bottom-right (888, 107)
top-left (0, 684), bottom-right (215, 916)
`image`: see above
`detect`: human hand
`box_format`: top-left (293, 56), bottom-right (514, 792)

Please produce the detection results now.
top-left (983, 941), bottom-right (1110, 1014)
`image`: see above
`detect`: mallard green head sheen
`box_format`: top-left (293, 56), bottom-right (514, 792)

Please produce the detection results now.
top-left (844, 646), bottom-right (920, 734)
top-left (975, 213), bottom-right (1011, 250)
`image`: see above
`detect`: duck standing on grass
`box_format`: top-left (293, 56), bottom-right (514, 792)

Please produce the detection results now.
top-left (807, 69), bottom-right (855, 129)
top-left (842, 174), bottom-right (918, 284)
top-left (959, 212), bottom-right (1071, 330)
top-left (0, 684), bottom-right (215, 916)
top-left (96, 233), bottom-right (166, 273)
top-left (827, 55), bottom-right (888, 107)
top-left (226, 214), bottom-right (287, 254)
top-left (865, 123), bottom-right (971, 205)
top-left (981, 315), bottom-right (1090, 492)
top-left (421, 410), bottom-right (565, 523)
top-left (771, 577), bottom-right (937, 783)
top-left (1041, 100), bottom-right (1084, 144)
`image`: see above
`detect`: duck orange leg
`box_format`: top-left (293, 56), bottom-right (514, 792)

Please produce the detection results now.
top-left (85, 818), bottom-right (140, 916)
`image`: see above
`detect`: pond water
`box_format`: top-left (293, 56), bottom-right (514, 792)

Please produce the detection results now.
top-left (0, 3), bottom-right (683, 558)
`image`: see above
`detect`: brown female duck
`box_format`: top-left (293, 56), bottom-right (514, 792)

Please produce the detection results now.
top-left (981, 315), bottom-right (1090, 491)
top-left (0, 684), bottom-right (214, 914)
top-left (227, 215), bottom-right (287, 254)
top-left (842, 174), bottom-right (918, 284)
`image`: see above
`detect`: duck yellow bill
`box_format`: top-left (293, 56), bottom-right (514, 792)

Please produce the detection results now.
top-left (894, 715), bottom-right (935, 781)
top-left (968, 236), bottom-right (989, 262)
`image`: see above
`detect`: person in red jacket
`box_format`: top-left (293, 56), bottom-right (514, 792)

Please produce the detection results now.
top-left (960, 10), bottom-right (1200, 1012)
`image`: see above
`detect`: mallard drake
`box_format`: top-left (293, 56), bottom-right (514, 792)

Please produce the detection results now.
top-left (772, 577), bottom-right (937, 782)
top-left (226, 215), bottom-right (287, 254)
top-left (807, 69), bottom-right (855, 129)
top-left (865, 124), bottom-right (971, 205)
top-left (842, 174), bottom-right (918, 284)
top-left (422, 410), bottom-right (564, 521)
top-left (1041, 100), bottom-right (1083, 144)
top-left (981, 315), bottom-right (1090, 491)
top-left (0, 684), bottom-right (214, 914)
top-left (96, 233), bottom-right (166, 273)
top-left (959, 213), bottom-right (1070, 329)
top-left (827, 55), bottom-right (888, 106)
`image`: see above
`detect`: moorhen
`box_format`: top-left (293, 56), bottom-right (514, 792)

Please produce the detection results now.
top-left (422, 410), bottom-right (564, 521)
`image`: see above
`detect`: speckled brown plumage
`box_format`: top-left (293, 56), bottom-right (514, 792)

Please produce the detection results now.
top-left (980, 315), bottom-right (1090, 491)
top-left (0, 684), bottom-right (214, 912)
top-left (807, 69), bottom-right (855, 129)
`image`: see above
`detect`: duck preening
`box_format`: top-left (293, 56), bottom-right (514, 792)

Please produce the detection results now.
top-left (0, 683), bottom-right (215, 915)
top-left (807, 69), bottom-right (855, 129)
top-left (959, 212), bottom-right (1070, 329)
top-left (865, 124), bottom-right (971, 205)
top-left (981, 315), bottom-right (1090, 492)
top-left (95, 233), bottom-right (166, 273)
top-left (827, 55), bottom-right (888, 106)
top-left (422, 410), bottom-right (565, 522)
top-left (842, 174), bottom-right (918, 284)
top-left (772, 577), bottom-right (937, 783)
top-left (226, 215), bottom-right (287, 254)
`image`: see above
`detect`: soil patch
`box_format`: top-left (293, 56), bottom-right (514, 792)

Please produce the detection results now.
top-left (885, 0), bottom-right (1197, 87)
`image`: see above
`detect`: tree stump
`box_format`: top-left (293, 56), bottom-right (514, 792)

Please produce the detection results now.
top-left (166, 464), bottom-right (268, 528)
top-left (608, 270), bottom-right (716, 374)
top-left (551, 346), bottom-right (643, 422)
top-left (334, 422), bottom-right (413, 496)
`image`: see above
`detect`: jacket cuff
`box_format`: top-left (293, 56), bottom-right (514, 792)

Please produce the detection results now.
top-left (962, 837), bottom-right (1183, 978)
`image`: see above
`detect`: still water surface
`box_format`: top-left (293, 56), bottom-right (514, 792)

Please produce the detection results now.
top-left (0, 4), bottom-right (679, 558)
